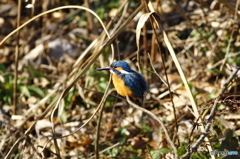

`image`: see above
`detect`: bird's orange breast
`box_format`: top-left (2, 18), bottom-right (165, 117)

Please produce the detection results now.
top-left (112, 73), bottom-right (133, 97)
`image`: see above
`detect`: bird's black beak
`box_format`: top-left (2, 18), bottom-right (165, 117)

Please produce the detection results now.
top-left (95, 67), bottom-right (111, 71)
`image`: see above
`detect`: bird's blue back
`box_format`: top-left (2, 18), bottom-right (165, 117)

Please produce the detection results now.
top-left (119, 72), bottom-right (148, 100)
top-left (110, 61), bottom-right (148, 101)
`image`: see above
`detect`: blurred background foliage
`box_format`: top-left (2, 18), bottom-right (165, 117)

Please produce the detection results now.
top-left (0, 0), bottom-right (240, 158)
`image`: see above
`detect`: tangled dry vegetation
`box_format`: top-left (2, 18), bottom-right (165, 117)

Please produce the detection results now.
top-left (0, 0), bottom-right (240, 158)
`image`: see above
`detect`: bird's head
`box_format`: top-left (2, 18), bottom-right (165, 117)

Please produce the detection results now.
top-left (96, 61), bottom-right (133, 74)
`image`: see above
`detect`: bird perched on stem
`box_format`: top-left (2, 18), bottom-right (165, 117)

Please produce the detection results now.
top-left (96, 61), bottom-right (148, 104)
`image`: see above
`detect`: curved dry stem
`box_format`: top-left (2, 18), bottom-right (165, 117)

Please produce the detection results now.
top-left (4, 3), bottom-right (144, 158)
top-left (39, 87), bottom-right (115, 156)
top-left (181, 67), bottom-right (240, 159)
top-left (0, 5), bottom-right (108, 46)
top-left (126, 96), bottom-right (177, 158)
top-left (13, 0), bottom-right (22, 115)
top-left (95, 83), bottom-right (114, 159)
top-left (40, 5), bottom-right (114, 157)
top-left (146, 1), bottom-right (214, 156)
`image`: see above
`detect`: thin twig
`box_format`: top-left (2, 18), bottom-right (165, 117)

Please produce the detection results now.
top-left (126, 96), bottom-right (177, 158)
top-left (144, 1), bottom-right (179, 146)
top-left (13, 0), bottom-right (22, 115)
top-left (151, 11), bottom-right (214, 157)
top-left (4, 94), bottom-right (60, 159)
top-left (148, 53), bottom-right (176, 95)
top-left (4, 4), bottom-right (144, 158)
top-left (90, 142), bottom-right (120, 159)
top-left (220, 0), bottom-right (240, 71)
top-left (0, 5), bottom-right (112, 47)
top-left (84, 0), bottom-right (97, 34)
top-left (95, 80), bottom-right (113, 159)
top-left (180, 67), bottom-right (240, 159)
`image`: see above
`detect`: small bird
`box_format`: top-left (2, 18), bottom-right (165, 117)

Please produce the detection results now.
top-left (96, 61), bottom-right (148, 103)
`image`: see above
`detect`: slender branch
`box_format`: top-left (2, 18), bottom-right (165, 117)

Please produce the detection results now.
top-left (144, 1), bottom-right (179, 145)
top-left (126, 96), bottom-right (177, 158)
top-left (4, 3), bottom-right (144, 158)
top-left (180, 67), bottom-right (240, 159)
top-left (95, 79), bottom-right (114, 159)
top-left (13, 0), bottom-right (22, 115)
top-left (90, 142), bottom-right (120, 159)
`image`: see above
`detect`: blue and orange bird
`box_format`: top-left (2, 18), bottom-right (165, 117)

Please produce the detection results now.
top-left (96, 61), bottom-right (148, 104)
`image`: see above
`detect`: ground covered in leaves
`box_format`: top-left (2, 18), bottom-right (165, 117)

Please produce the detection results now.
top-left (0, 0), bottom-right (240, 158)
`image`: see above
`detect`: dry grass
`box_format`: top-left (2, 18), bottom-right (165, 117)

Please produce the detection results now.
top-left (0, 0), bottom-right (240, 158)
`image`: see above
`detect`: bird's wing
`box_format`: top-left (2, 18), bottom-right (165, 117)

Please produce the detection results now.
top-left (122, 73), bottom-right (147, 99)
